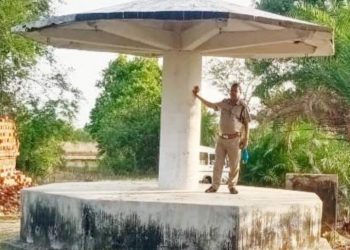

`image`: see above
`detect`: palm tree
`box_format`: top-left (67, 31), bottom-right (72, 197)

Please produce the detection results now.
top-left (249, 3), bottom-right (350, 138)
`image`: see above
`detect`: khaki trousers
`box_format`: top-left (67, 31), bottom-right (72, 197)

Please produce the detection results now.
top-left (212, 137), bottom-right (241, 190)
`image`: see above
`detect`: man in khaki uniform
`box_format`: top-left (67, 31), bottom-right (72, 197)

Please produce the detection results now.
top-left (193, 83), bottom-right (250, 194)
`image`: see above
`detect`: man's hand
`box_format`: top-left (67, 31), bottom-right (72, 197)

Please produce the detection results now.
top-left (239, 138), bottom-right (248, 149)
top-left (192, 86), bottom-right (200, 97)
top-left (192, 86), bottom-right (217, 110)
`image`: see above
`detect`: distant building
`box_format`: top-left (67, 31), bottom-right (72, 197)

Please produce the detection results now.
top-left (61, 142), bottom-right (99, 169)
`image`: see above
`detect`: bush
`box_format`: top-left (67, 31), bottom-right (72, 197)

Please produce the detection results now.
top-left (241, 121), bottom-right (350, 205)
top-left (88, 56), bottom-right (161, 174)
top-left (16, 103), bottom-right (74, 177)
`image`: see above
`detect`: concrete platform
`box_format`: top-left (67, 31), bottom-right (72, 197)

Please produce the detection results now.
top-left (20, 181), bottom-right (324, 250)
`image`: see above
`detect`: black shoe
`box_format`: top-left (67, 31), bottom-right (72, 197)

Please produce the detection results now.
top-left (205, 186), bottom-right (217, 193)
top-left (229, 187), bottom-right (238, 194)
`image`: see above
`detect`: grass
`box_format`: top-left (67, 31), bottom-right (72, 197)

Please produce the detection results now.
top-left (33, 166), bottom-right (157, 185)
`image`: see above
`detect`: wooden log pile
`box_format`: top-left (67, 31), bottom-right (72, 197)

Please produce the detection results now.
top-left (0, 116), bottom-right (32, 216)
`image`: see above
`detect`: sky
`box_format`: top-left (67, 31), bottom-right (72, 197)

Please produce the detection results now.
top-left (51, 0), bottom-right (253, 128)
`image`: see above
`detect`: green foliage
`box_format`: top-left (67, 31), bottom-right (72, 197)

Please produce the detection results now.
top-left (0, 0), bottom-right (80, 115)
top-left (201, 107), bottom-right (218, 147)
top-left (89, 56), bottom-right (219, 174)
top-left (88, 56), bottom-right (162, 174)
top-left (287, 5), bottom-right (350, 102)
top-left (241, 122), bottom-right (350, 201)
top-left (256, 0), bottom-right (295, 15)
top-left (252, 2), bottom-right (350, 103)
top-left (256, 0), bottom-right (337, 14)
top-left (243, 2), bottom-right (350, 209)
top-left (69, 128), bottom-right (94, 142)
top-left (0, 0), bottom-right (51, 85)
top-left (16, 101), bottom-right (75, 177)
top-left (0, 0), bottom-right (81, 178)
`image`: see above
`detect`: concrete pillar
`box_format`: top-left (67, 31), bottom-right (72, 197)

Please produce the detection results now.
top-left (159, 52), bottom-right (202, 190)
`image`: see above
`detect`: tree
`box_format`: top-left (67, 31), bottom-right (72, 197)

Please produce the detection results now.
top-left (69, 128), bottom-right (94, 142)
top-left (89, 56), bottom-right (220, 174)
top-left (88, 56), bottom-right (162, 174)
top-left (251, 2), bottom-right (350, 99)
top-left (205, 58), bottom-right (260, 103)
top-left (1, 0), bottom-right (50, 104)
top-left (1, 0), bottom-right (80, 114)
top-left (256, 0), bottom-right (338, 14)
top-left (0, 0), bottom-right (81, 177)
top-left (249, 1), bottom-right (350, 137)
top-left (256, 0), bottom-right (295, 15)
top-left (243, 1), bottom-right (350, 209)
top-left (201, 107), bottom-right (218, 147)
top-left (16, 101), bottom-right (76, 177)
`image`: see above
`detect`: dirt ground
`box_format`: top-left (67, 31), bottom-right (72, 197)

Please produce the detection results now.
top-left (326, 225), bottom-right (350, 250)
top-left (0, 216), bottom-right (20, 241)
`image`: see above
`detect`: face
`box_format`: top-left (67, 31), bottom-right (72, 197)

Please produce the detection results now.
top-left (230, 85), bottom-right (240, 100)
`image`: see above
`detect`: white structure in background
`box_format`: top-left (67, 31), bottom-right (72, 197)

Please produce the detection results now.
top-left (199, 145), bottom-right (229, 184)
top-left (61, 142), bottom-right (99, 169)
top-left (15, 0), bottom-right (334, 190)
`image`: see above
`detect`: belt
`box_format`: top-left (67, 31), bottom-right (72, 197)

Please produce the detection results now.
top-left (219, 132), bottom-right (241, 139)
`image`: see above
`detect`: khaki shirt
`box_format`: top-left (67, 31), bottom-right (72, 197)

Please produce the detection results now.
top-left (214, 98), bottom-right (251, 134)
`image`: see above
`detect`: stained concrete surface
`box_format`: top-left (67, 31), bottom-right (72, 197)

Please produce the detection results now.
top-left (15, 181), bottom-right (328, 249)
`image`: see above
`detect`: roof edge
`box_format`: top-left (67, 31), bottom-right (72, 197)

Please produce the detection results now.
top-left (12, 11), bottom-right (332, 34)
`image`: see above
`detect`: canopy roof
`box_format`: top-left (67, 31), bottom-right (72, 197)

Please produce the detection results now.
top-left (13, 0), bottom-right (334, 58)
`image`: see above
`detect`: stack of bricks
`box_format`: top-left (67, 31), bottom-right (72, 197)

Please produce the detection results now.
top-left (0, 116), bottom-right (32, 215)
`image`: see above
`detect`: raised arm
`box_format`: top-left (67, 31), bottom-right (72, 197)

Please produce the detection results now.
top-left (192, 86), bottom-right (219, 111)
